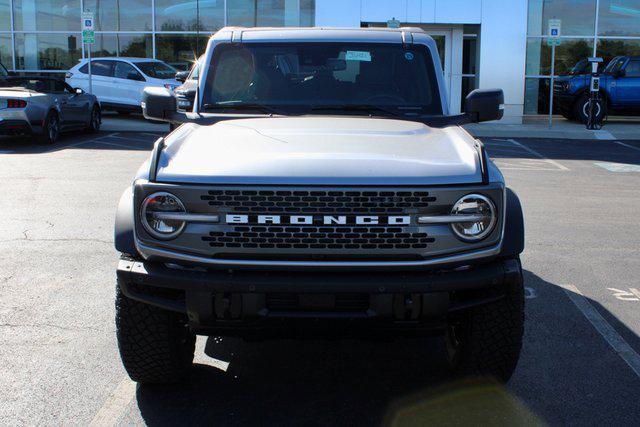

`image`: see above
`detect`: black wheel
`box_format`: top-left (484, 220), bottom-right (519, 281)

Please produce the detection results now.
top-left (445, 257), bottom-right (524, 382)
top-left (86, 105), bottom-right (101, 133)
top-left (573, 94), bottom-right (606, 125)
top-left (38, 111), bottom-right (60, 145)
top-left (116, 282), bottom-right (195, 384)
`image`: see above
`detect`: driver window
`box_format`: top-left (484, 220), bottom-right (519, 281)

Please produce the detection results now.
top-left (114, 61), bottom-right (141, 80)
top-left (626, 61), bottom-right (640, 77)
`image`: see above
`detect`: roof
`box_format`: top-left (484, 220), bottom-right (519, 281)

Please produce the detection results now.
top-left (212, 26), bottom-right (432, 44)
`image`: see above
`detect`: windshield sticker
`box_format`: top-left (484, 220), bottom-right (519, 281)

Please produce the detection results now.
top-left (405, 52), bottom-right (414, 61)
top-left (345, 51), bottom-right (372, 62)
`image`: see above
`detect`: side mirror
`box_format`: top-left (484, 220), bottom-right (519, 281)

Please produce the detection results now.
top-left (175, 71), bottom-right (189, 83)
top-left (74, 87), bottom-right (84, 95)
top-left (616, 69), bottom-right (626, 78)
top-left (465, 89), bottom-right (504, 123)
top-left (141, 86), bottom-right (180, 122)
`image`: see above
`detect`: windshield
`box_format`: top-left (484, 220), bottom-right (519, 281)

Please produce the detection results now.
top-left (135, 61), bottom-right (177, 79)
top-left (0, 63), bottom-right (7, 77)
top-left (201, 42), bottom-right (442, 116)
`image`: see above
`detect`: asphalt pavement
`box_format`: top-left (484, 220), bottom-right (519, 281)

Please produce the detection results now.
top-left (1, 130), bottom-right (639, 426)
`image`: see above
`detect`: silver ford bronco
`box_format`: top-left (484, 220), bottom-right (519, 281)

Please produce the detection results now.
top-left (115, 27), bottom-right (525, 384)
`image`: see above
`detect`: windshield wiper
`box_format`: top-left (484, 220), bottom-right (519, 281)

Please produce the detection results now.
top-left (310, 104), bottom-right (409, 119)
top-left (201, 103), bottom-right (285, 115)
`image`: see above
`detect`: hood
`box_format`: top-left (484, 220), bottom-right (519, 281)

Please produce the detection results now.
top-left (155, 117), bottom-right (482, 185)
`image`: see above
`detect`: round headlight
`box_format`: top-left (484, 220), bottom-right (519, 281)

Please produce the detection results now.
top-left (450, 194), bottom-right (497, 242)
top-left (140, 192), bottom-right (186, 240)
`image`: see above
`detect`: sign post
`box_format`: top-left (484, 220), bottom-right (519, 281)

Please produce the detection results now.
top-left (547, 19), bottom-right (561, 128)
top-left (82, 12), bottom-right (95, 94)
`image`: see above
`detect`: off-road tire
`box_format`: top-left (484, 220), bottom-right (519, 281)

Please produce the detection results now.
top-left (445, 257), bottom-right (524, 382)
top-left (86, 105), bottom-right (101, 133)
top-left (116, 283), bottom-right (195, 384)
top-left (38, 110), bottom-right (60, 145)
top-left (573, 93), bottom-right (606, 125)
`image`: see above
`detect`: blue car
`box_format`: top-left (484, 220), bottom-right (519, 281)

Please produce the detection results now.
top-left (554, 56), bottom-right (640, 123)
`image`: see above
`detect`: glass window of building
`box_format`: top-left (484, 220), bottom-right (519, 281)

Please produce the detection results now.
top-left (598, 0), bottom-right (640, 37)
top-left (0, 34), bottom-right (12, 67)
top-left (118, 34), bottom-right (153, 58)
top-left (83, 0), bottom-right (116, 31)
top-left (156, 34), bottom-right (209, 70)
top-left (527, 0), bottom-right (597, 36)
top-left (155, 0), bottom-right (198, 31)
top-left (91, 34), bottom-right (118, 58)
top-left (15, 33), bottom-right (81, 70)
top-left (13, 0), bottom-right (81, 31)
top-left (0, 0), bottom-right (11, 31)
top-left (526, 38), bottom-right (594, 76)
top-left (198, 0), bottom-right (225, 31)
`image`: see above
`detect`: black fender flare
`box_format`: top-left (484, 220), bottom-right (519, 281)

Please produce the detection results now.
top-left (500, 187), bottom-right (525, 258)
top-left (114, 187), bottom-right (139, 257)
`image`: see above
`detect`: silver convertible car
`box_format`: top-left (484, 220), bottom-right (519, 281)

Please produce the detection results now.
top-left (0, 77), bottom-right (101, 144)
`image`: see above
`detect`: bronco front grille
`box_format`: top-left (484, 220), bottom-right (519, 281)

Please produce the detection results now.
top-left (202, 225), bottom-right (435, 250)
top-left (200, 189), bottom-right (437, 214)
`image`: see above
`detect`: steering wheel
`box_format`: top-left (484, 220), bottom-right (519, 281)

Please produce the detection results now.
top-left (363, 94), bottom-right (405, 104)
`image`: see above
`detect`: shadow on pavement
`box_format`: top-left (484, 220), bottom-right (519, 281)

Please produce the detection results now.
top-left (132, 269), bottom-right (640, 425)
top-left (0, 131), bottom-right (160, 154)
top-left (484, 137), bottom-right (640, 166)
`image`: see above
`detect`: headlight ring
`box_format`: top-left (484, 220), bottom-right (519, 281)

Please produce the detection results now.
top-left (140, 191), bottom-right (187, 240)
top-left (450, 194), bottom-right (497, 242)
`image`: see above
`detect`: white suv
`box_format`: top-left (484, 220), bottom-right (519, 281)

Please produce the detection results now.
top-left (66, 58), bottom-right (180, 114)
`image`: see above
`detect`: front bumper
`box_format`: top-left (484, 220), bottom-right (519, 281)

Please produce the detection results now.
top-left (117, 257), bottom-right (522, 337)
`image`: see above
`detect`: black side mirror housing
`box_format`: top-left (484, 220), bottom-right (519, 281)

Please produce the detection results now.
top-left (465, 89), bottom-right (504, 123)
top-left (175, 71), bottom-right (189, 83)
top-left (142, 86), bottom-right (180, 122)
top-left (616, 69), bottom-right (626, 78)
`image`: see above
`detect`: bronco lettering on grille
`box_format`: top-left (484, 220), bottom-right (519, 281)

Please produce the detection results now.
top-left (225, 214), bottom-right (411, 225)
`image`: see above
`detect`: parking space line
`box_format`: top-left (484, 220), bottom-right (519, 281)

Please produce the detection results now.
top-left (91, 140), bottom-right (140, 149)
top-left (614, 141), bottom-right (640, 153)
top-left (507, 139), bottom-right (570, 171)
top-left (560, 284), bottom-right (640, 379)
top-left (89, 377), bottom-right (136, 427)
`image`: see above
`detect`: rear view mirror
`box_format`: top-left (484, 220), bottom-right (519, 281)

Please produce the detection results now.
top-left (326, 59), bottom-right (347, 71)
top-left (465, 89), bottom-right (504, 123)
top-left (175, 70), bottom-right (189, 83)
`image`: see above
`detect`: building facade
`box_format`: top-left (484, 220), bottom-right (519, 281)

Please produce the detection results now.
top-left (1, 0), bottom-right (639, 121)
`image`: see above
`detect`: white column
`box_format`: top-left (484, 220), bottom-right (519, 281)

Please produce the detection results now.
top-left (21, 0), bottom-right (38, 69)
top-left (449, 26), bottom-right (464, 114)
top-left (478, 0), bottom-right (528, 123)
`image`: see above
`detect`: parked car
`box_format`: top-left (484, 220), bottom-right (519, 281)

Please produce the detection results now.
top-left (555, 56), bottom-right (640, 123)
top-left (174, 56), bottom-right (202, 113)
top-left (65, 58), bottom-right (180, 115)
top-left (0, 76), bottom-right (100, 144)
top-left (116, 27), bottom-right (525, 385)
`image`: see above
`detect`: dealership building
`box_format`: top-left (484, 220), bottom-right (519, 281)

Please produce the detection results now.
top-left (1, 0), bottom-right (638, 122)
